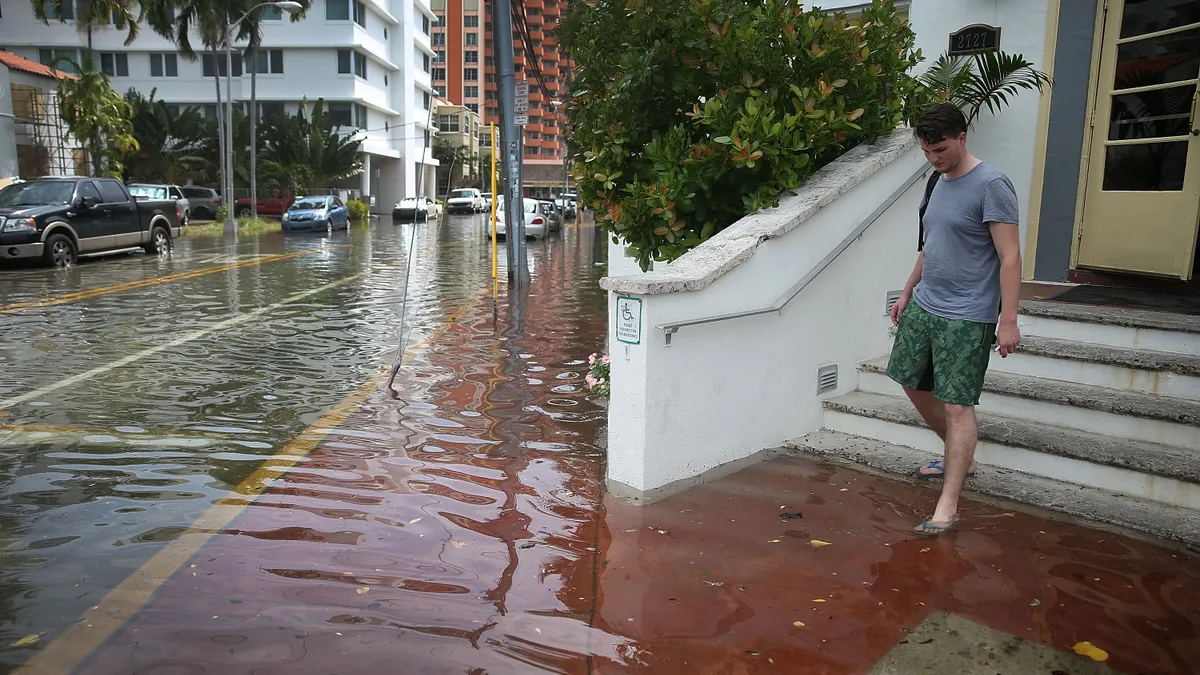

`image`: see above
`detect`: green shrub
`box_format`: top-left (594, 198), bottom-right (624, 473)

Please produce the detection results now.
top-left (560, 0), bottom-right (924, 270)
top-left (347, 199), bottom-right (370, 221)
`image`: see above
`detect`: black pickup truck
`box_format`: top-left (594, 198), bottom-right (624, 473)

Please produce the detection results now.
top-left (0, 176), bottom-right (182, 267)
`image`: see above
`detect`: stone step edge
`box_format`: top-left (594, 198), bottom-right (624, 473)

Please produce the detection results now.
top-left (1020, 299), bottom-right (1200, 335)
top-left (1016, 336), bottom-right (1200, 378)
top-left (823, 390), bottom-right (1200, 484)
top-left (859, 355), bottom-right (1200, 427)
top-left (785, 429), bottom-right (1200, 549)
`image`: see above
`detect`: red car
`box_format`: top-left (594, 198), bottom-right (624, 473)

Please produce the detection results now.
top-left (234, 189), bottom-right (294, 217)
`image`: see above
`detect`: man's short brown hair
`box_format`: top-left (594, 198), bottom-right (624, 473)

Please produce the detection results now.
top-left (914, 103), bottom-right (968, 144)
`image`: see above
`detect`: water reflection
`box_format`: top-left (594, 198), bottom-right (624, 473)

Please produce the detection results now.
top-left (0, 215), bottom-right (621, 673)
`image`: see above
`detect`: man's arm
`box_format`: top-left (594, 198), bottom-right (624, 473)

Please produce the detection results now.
top-left (989, 221), bottom-right (1022, 356)
top-left (890, 252), bottom-right (924, 326)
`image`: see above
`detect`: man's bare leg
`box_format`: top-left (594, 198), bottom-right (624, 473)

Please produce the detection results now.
top-left (903, 387), bottom-right (976, 476)
top-left (930, 403), bottom-right (978, 523)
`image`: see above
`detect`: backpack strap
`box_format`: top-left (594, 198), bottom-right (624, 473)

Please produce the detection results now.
top-left (917, 170), bottom-right (941, 252)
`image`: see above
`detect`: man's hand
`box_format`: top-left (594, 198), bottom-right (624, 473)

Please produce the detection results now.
top-left (997, 319), bottom-right (1021, 357)
top-left (890, 292), bottom-right (910, 326)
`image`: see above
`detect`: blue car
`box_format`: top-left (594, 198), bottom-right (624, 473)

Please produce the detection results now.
top-left (282, 195), bottom-right (350, 232)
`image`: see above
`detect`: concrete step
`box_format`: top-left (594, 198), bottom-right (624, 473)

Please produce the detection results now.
top-left (821, 390), bottom-right (1200, 510)
top-left (1018, 300), bottom-right (1200, 357)
top-left (785, 429), bottom-right (1200, 548)
top-left (988, 336), bottom-right (1200, 399)
top-left (859, 356), bottom-right (1200, 450)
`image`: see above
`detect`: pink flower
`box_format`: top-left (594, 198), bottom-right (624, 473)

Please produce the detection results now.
top-left (586, 374), bottom-right (597, 387)
top-left (588, 354), bottom-right (597, 365)
top-left (602, 355), bottom-right (610, 364)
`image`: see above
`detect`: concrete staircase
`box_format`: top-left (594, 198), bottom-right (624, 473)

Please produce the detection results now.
top-left (787, 299), bottom-right (1200, 547)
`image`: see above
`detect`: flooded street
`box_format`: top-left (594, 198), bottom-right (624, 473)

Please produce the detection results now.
top-left (0, 216), bottom-right (614, 673)
top-left (2, 215), bottom-right (1199, 674)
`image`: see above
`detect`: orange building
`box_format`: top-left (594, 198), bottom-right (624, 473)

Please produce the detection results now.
top-left (429, 0), bottom-right (571, 197)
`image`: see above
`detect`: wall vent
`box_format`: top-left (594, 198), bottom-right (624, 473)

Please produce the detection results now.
top-left (885, 290), bottom-right (903, 314)
top-left (816, 364), bottom-right (838, 395)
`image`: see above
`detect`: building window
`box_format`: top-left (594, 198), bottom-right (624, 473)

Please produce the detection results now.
top-left (422, 14), bottom-right (430, 34)
top-left (465, 33), bottom-right (478, 46)
top-left (464, 50), bottom-right (478, 63)
top-left (435, 50), bottom-right (445, 63)
top-left (432, 33), bottom-right (445, 46)
top-left (464, 68), bottom-right (478, 81)
top-left (464, 86), bottom-right (479, 98)
top-left (151, 53), bottom-right (179, 77)
top-left (485, 56), bottom-right (495, 66)
top-left (385, 74), bottom-right (388, 85)
top-left (542, 147), bottom-right (557, 156)
top-left (328, 102), bottom-right (353, 127)
top-left (525, 146), bottom-right (539, 156)
top-left (544, 118), bottom-right (556, 127)
top-left (423, 53), bottom-right (431, 73)
top-left (423, 91), bottom-right (431, 109)
top-left (466, 103), bottom-right (479, 113)
top-left (485, 73), bottom-right (495, 83)
top-left (432, 68), bottom-right (446, 81)
top-left (38, 48), bottom-right (81, 74)
top-left (528, 131), bottom-right (540, 140)
top-left (247, 49), bottom-right (284, 74)
top-left (203, 53), bottom-right (241, 77)
top-left (353, 0), bottom-right (366, 26)
top-left (435, 13), bottom-right (444, 26)
top-left (464, 15), bottom-right (478, 27)
top-left (337, 50), bottom-right (366, 78)
top-left (262, 4), bottom-right (282, 19)
top-left (99, 52), bottom-right (129, 77)
top-left (327, 0), bottom-right (350, 20)
top-left (355, 103), bottom-right (367, 128)
top-left (437, 114), bottom-right (459, 132)
top-left (544, 134), bottom-right (556, 142)
top-left (433, 85), bottom-right (446, 97)
top-left (42, 0), bottom-right (74, 20)
top-left (258, 101), bottom-right (286, 119)
top-left (485, 89), bottom-right (496, 100)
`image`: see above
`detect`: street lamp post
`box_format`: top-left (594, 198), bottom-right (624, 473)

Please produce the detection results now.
top-left (223, 0), bottom-right (303, 234)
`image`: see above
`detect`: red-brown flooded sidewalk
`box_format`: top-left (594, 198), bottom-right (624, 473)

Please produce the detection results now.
top-left (18, 303), bottom-right (1200, 675)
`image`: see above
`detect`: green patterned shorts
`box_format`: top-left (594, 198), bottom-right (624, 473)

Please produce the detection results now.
top-left (886, 301), bottom-right (995, 406)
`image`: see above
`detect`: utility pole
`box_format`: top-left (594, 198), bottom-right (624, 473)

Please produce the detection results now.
top-left (491, 0), bottom-right (527, 284)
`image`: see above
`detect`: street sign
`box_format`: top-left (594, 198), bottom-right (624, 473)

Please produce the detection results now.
top-left (514, 79), bottom-right (529, 114)
top-left (514, 114), bottom-right (528, 126)
top-left (616, 296), bottom-right (642, 344)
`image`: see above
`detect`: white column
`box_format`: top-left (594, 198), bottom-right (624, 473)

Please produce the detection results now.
top-left (361, 153), bottom-right (372, 200)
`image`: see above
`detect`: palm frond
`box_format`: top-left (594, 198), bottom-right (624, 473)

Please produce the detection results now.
top-left (960, 51), bottom-right (1052, 125)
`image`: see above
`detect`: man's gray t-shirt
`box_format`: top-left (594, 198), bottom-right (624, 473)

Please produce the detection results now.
top-left (913, 162), bottom-right (1019, 324)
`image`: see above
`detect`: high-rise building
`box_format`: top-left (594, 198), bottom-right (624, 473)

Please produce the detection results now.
top-left (429, 0), bottom-right (570, 197)
top-left (1, 0), bottom-right (441, 209)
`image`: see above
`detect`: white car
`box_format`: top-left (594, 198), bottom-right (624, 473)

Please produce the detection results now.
top-left (494, 197), bottom-right (547, 240)
top-left (446, 188), bottom-right (485, 214)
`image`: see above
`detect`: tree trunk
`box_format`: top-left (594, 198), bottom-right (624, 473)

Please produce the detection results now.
top-left (250, 46), bottom-right (258, 219)
top-left (212, 50), bottom-right (227, 201)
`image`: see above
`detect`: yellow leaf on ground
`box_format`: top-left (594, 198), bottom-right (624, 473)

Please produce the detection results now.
top-left (9, 634), bottom-right (39, 648)
top-left (812, 599), bottom-right (826, 603)
top-left (1073, 641), bottom-right (1108, 661)
top-left (409, 518), bottom-right (422, 524)
top-left (535, 628), bottom-right (542, 634)
top-left (356, 587), bottom-right (370, 595)
top-left (810, 540), bottom-right (832, 547)
top-left (450, 541), bottom-right (465, 548)
top-left (768, 539), bottom-right (781, 543)
top-left (793, 621), bottom-right (805, 627)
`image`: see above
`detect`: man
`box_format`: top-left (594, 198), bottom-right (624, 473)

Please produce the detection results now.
top-left (887, 103), bottom-right (1022, 536)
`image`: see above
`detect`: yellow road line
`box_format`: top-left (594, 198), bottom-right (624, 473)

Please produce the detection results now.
top-left (0, 245), bottom-right (347, 315)
top-left (13, 303), bottom-right (472, 675)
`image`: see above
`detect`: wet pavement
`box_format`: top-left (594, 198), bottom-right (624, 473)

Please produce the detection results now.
top-left (2, 215), bottom-right (1199, 674)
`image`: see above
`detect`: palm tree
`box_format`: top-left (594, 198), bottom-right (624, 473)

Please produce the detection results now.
top-left (123, 89), bottom-right (214, 183)
top-left (918, 50), bottom-right (1053, 127)
top-left (259, 99), bottom-right (364, 189)
top-left (33, 0), bottom-right (139, 53)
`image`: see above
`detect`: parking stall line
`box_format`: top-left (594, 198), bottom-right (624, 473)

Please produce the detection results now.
top-left (0, 244), bottom-right (348, 315)
top-left (0, 270), bottom-right (367, 411)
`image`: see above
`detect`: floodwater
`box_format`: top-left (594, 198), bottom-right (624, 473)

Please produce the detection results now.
top-left (0, 215), bottom-right (616, 673)
top-left (2, 215), bottom-right (1199, 674)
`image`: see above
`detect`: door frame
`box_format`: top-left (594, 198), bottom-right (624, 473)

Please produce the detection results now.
top-left (1069, 0), bottom-right (1115, 270)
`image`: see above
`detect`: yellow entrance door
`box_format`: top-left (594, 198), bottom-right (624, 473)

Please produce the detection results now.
top-left (1077, 0), bottom-right (1200, 279)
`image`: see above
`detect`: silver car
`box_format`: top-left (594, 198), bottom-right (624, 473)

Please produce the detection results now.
top-left (180, 186), bottom-right (221, 221)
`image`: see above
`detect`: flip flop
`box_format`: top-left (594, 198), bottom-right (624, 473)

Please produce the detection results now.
top-left (913, 515), bottom-right (963, 537)
top-left (914, 459), bottom-right (976, 480)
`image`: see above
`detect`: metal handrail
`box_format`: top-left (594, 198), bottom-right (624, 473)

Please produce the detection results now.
top-left (657, 163), bottom-right (929, 345)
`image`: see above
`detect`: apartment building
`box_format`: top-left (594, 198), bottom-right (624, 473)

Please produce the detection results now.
top-left (0, 0), bottom-right (441, 209)
top-left (429, 0), bottom-right (569, 197)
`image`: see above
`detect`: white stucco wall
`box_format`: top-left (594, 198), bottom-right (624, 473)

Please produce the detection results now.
top-left (908, 0), bottom-right (1051, 256)
top-left (601, 129), bottom-right (929, 497)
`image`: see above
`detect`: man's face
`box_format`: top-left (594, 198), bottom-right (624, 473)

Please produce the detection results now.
top-left (919, 133), bottom-right (967, 173)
